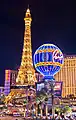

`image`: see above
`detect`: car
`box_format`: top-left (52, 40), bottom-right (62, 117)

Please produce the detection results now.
top-left (13, 112), bottom-right (21, 117)
top-left (0, 114), bottom-right (5, 117)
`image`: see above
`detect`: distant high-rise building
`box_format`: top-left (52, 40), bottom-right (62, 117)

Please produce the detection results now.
top-left (55, 55), bottom-right (76, 97)
top-left (4, 70), bottom-right (11, 95)
top-left (10, 70), bottom-right (18, 87)
top-left (4, 70), bottom-right (18, 95)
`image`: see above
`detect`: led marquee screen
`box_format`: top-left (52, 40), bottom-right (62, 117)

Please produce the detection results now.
top-left (36, 81), bottom-right (63, 98)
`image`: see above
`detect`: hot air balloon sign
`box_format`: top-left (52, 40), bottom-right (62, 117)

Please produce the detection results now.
top-left (34, 44), bottom-right (64, 80)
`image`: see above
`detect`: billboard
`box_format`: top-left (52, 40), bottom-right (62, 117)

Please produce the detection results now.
top-left (36, 81), bottom-right (63, 98)
top-left (54, 81), bottom-right (63, 97)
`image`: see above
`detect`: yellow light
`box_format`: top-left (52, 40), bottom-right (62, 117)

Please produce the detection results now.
top-left (35, 49), bottom-right (54, 54)
top-left (35, 62), bottom-right (63, 68)
top-left (27, 8), bottom-right (30, 13)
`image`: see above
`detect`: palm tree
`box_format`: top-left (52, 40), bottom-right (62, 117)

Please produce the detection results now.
top-left (55, 107), bottom-right (62, 115)
top-left (63, 105), bottom-right (72, 114)
top-left (55, 105), bottom-right (72, 116)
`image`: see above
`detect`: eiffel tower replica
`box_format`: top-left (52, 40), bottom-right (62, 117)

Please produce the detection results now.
top-left (5, 7), bottom-right (37, 103)
top-left (16, 8), bottom-right (36, 86)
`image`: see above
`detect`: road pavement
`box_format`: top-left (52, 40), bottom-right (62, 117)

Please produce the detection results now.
top-left (0, 116), bottom-right (23, 120)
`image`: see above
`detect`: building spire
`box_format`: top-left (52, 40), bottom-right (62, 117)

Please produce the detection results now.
top-left (25, 6), bottom-right (31, 20)
top-left (28, 4), bottom-right (29, 9)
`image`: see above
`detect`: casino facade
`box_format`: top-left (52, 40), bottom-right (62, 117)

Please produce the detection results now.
top-left (4, 55), bottom-right (76, 98)
top-left (55, 55), bottom-right (76, 97)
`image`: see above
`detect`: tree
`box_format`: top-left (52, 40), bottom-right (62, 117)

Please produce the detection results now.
top-left (55, 105), bottom-right (72, 115)
top-left (55, 107), bottom-right (62, 115)
top-left (63, 105), bottom-right (72, 114)
top-left (23, 99), bottom-right (28, 105)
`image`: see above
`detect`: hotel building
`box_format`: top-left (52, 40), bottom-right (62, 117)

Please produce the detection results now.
top-left (4, 55), bottom-right (76, 97)
top-left (4, 70), bottom-right (18, 95)
top-left (55, 55), bottom-right (76, 97)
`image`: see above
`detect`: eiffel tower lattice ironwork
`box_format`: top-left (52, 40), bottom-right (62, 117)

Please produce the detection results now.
top-left (16, 8), bottom-right (37, 86)
top-left (5, 8), bottom-right (37, 104)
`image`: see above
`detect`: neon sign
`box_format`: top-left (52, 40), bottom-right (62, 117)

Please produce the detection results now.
top-left (34, 44), bottom-right (64, 77)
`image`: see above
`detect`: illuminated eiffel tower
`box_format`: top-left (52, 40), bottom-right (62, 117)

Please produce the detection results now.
top-left (5, 7), bottom-right (36, 103)
top-left (16, 7), bottom-right (36, 86)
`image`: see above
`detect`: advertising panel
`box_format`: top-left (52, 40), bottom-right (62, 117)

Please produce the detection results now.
top-left (54, 81), bottom-right (63, 97)
top-left (36, 81), bottom-right (63, 98)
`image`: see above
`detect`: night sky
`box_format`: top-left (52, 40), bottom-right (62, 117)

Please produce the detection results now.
top-left (0, 0), bottom-right (75, 85)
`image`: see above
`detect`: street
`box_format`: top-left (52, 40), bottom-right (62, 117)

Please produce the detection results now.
top-left (0, 116), bottom-right (24, 120)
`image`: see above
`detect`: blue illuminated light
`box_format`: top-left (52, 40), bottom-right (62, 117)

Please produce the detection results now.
top-left (34, 44), bottom-right (64, 79)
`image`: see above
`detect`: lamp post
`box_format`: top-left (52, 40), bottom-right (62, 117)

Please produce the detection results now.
top-left (50, 80), bottom-right (55, 119)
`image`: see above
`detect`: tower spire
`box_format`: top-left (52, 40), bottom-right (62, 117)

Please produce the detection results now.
top-left (16, 7), bottom-right (37, 86)
top-left (28, 4), bottom-right (29, 8)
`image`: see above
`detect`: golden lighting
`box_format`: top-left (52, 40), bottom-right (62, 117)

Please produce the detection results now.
top-left (35, 61), bottom-right (63, 68)
top-left (55, 56), bottom-right (76, 97)
top-left (35, 49), bottom-right (54, 54)
top-left (16, 8), bottom-right (37, 86)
